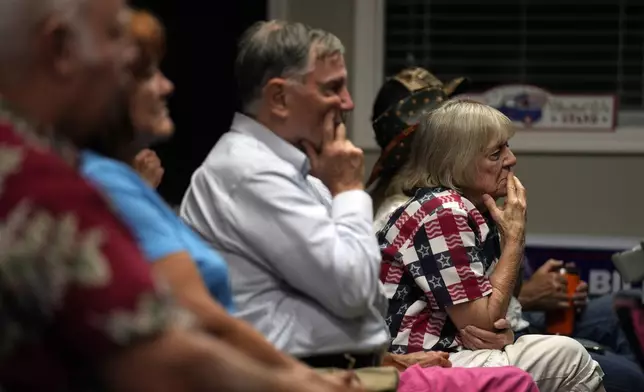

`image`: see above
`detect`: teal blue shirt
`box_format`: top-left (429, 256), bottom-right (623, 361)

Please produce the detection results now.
top-left (81, 150), bottom-right (234, 312)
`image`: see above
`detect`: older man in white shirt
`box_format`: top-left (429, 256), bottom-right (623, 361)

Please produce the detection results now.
top-left (180, 20), bottom-right (390, 369)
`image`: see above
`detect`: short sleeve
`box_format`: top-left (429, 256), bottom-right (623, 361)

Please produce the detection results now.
top-left (0, 144), bottom-right (174, 358)
top-left (404, 207), bottom-right (492, 310)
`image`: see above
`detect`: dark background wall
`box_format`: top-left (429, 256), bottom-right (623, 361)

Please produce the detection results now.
top-left (130, 0), bottom-right (267, 204)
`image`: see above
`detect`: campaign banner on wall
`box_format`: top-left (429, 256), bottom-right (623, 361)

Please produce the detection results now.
top-left (525, 237), bottom-right (642, 298)
top-left (455, 85), bottom-right (617, 131)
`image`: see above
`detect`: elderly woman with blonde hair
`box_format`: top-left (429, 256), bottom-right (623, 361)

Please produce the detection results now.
top-left (375, 99), bottom-right (606, 392)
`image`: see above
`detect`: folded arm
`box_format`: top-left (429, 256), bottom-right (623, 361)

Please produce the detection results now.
top-left (446, 235), bottom-right (523, 331)
top-left (408, 208), bottom-right (522, 332)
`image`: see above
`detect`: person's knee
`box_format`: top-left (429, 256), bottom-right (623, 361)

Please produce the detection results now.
top-left (519, 335), bottom-right (599, 378)
top-left (544, 336), bottom-right (604, 382)
top-left (550, 335), bottom-right (594, 362)
top-left (506, 335), bottom-right (604, 391)
top-left (515, 335), bottom-right (604, 391)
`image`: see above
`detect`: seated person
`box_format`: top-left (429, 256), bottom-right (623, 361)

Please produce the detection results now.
top-left (181, 18), bottom-right (393, 368)
top-left (374, 99), bottom-right (605, 392)
top-left (179, 19), bottom-right (539, 392)
top-left (369, 68), bottom-right (641, 392)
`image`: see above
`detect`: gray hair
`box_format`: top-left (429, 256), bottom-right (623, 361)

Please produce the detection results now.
top-left (0, 0), bottom-right (89, 82)
top-left (235, 20), bottom-right (344, 114)
top-left (385, 99), bottom-right (515, 198)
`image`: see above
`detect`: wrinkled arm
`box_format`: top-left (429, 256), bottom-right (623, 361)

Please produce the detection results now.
top-left (403, 207), bottom-right (519, 332)
top-left (446, 218), bottom-right (523, 331)
top-left (513, 260), bottom-right (525, 298)
top-left (222, 169), bottom-right (381, 319)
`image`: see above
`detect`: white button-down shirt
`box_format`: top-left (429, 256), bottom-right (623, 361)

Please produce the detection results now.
top-left (180, 113), bottom-right (390, 356)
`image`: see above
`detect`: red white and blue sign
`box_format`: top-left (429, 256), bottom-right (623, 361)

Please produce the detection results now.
top-left (455, 85), bottom-right (618, 132)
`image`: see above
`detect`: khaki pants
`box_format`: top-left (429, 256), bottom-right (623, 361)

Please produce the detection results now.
top-left (449, 334), bottom-right (605, 392)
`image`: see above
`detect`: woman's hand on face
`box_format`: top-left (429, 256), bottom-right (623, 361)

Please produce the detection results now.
top-left (133, 148), bottom-right (164, 189)
top-left (482, 172), bottom-right (527, 245)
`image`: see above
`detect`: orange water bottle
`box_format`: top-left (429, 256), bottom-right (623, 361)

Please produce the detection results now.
top-left (545, 265), bottom-right (580, 335)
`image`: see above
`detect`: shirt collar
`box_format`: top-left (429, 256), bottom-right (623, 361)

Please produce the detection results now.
top-left (231, 112), bottom-right (310, 175)
top-left (0, 98), bottom-right (77, 165)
